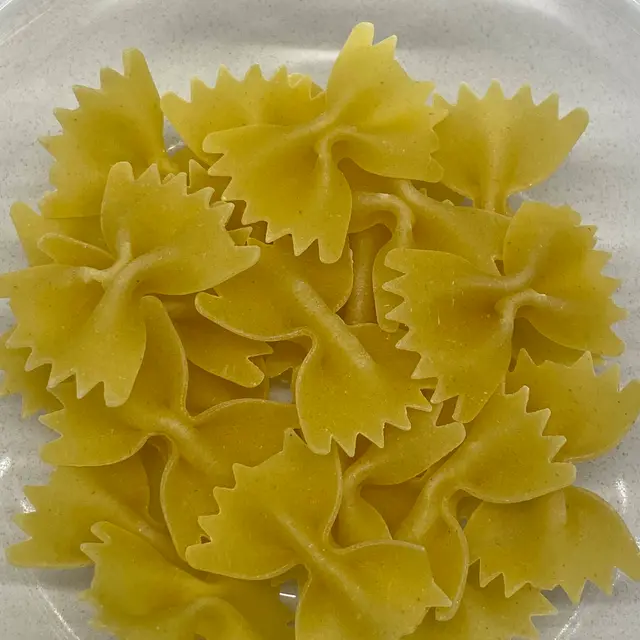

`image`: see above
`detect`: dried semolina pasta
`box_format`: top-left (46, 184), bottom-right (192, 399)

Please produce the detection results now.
top-left (432, 82), bottom-right (589, 213)
top-left (0, 164), bottom-right (259, 406)
top-left (386, 201), bottom-right (624, 422)
top-left (187, 431), bottom-right (448, 640)
top-left (38, 299), bottom-right (298, 557)
top-left (162, 65), bottom-right (323, 165)
top-left (335, 406), bottom-right (465, 547)
top-left (349, 180), bottom-right (509, 329)
top-left (1, 20), bottom-right (639, 640)
top-left (465, 486), bottom-right (640, 601)
top-left (41, 49), bottom-right (175, 219)
top-left (202, 23), bottom-right (444, 263)
top-left (408, 566), bottom-right (556, 640)
top-left (196, 239), bottom-right (431, 455)
top-left (163, 293), bottom-right (272, 388)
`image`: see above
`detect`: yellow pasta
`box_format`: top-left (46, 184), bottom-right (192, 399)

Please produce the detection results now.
top-left (2, 21), bottom-right (639, 640)
top-left (262, 339), bottom-right (307, 380)
top-left (10, 201), bottom-right (106, 265)
top-left (163, 65), bottom-right (323, 164)
top-left (349, 181), bottom-right (508, 330)
top-left (197, 238), bottom-right (430, 454)
top-left (38, 298), bottom-right (297, 556)
top-left (187, 431), bottom-right (448, 640)
top-left (0, 164), bottom-right (258, 406)
top-left (185, 361), bottom-right (270, 416)
top-left (359, 481), bottom-right (424, 536)
top-left (0, 330), bottom-right (58, 418)
top-left (408, 568), bottom-right (555, 640)
top-left (511, 317), bottom-right (589, 365)
top-left (507, 350), bottom-right (640, 462)
top-left (7, 456), bottom-right (175, 567)
top-left (395, 387), bottom-right (575, 618)
top-left (41, 49), bottom-right (175, 218)
top-left (138, 442), bottom-right (169, 526)
top-left (163, 293), bottom-right (272, 388)
top-left (185, 157), bottom-right (236, 211)
top-left (335, 406), bottom-right (465, 547)
top-left (433, 82), bottom-right (589, 212)
top-left (466, 486), bottom-right (640, 601)
top-left (386, 201), bottom-right (624, 421)
top-left (341, 225), bottom-right (386, 325)
top-left (84, 523), bottom-right (293, 640)
top-left (203, 23), bottom-right (443, 263)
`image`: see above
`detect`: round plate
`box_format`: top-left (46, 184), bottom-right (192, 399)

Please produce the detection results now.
top-left (1, 0), bottom-right (639, 638)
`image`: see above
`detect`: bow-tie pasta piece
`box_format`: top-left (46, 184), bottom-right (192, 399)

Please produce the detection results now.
top-left (187, 431), bottom-right (448, 640)
top-left (507, 351), bottom-right (640, 462)
top-left (162, 294), bottom-right (272, 388)
top-left (161, 398), bottom-right (298, 556)
top-left (197, 239), bottom-right (431, 454)
top-left (350, 182), bottom-right (508, 330)
top-left (41, 49), bottom-right (175, 219)
top-left (7, 456), bottom-right (178, 567)
top-left (399, 388), bottom-right (575, 520)
top-left (0, 164), bottom-right (259, 406)
top-left (336, 406), bottom-right (465, 546)
top-left (433, 82), bottom-right (588, 212)
top-left (0, 330), bottom-right (59, 418)
top-left (40, 298), bottom-right (296, 556)
top-left (466, 486), bottom-right (640, 602)
top-left (204, 23), bottom-right (443, 263)
top-left (395, 387), bottom-right (575, 618)
top-left (10, 202), bottom-right (106, 266)
top-left (386, 201), bottom-right (624, 421)
top-left (162, 65), bottom-right (324, 164)
top-left (39, 297), bottom-right (189, 468)
top-left (407, 568), bottom-right (555, 640)
top-left (82, 523), bottom-right (293, 640)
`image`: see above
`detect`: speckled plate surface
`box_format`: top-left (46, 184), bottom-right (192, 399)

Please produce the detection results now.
top-left (0, 0), bottom-right (639, 638)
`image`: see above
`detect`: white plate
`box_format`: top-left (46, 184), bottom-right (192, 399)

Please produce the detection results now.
top-left (1, 0), bottom-right (639, 637)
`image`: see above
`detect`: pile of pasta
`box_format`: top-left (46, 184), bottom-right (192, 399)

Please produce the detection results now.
top-left (3, 21), bottom-right (640, 640)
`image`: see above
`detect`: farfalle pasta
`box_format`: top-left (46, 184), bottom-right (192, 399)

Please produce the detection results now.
top-left (162, 65), bottom-right (324, 165)
top-left (335, 406), bottom-right (465, 547)
top-left (0, 164), bottom-right (258, 406)
top-left (2, 20), bottom-right (639, 640)
top-left (196, 240), bottom-right (431, 454)
top-left (432, 82), bottom-right (589, 213)
top-left (163, 293), bottom-right (272, 388)
top-left (41, 49), bottom-right (176, 219)
top-left (187, 431), bottom-right (448, 640)
top-left (386, 201), bottom-right (624, 421)
top-left (349, 179), bottom-right (508, 329)
top-left (201, 23), bottom-right (444, 263)
top-left (40, 298), bottom-right (298, 557)
top-left (465, 486), bottom-right (640, 601)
